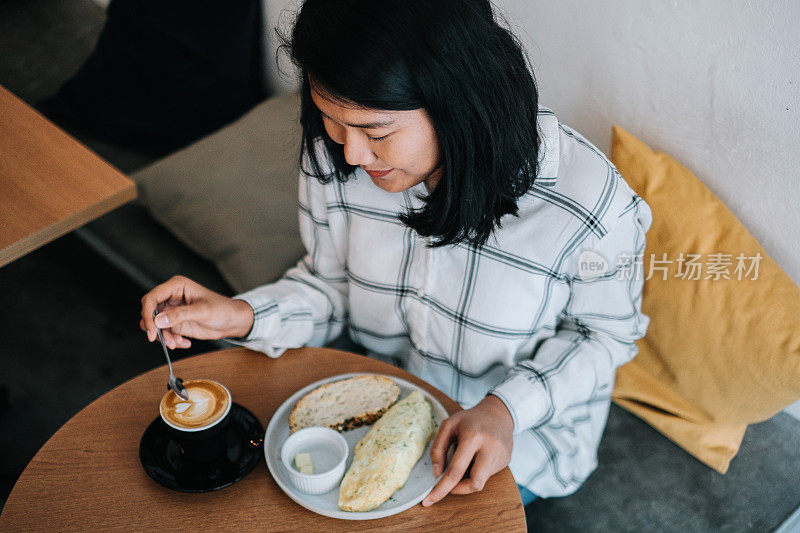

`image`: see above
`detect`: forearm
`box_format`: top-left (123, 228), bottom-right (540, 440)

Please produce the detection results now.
top-left (491, 328), bottom-right (636, 432)
top-left (223, 298), bottom-right (257, 338)
top-left (230, 261), bottom-right (348, 356)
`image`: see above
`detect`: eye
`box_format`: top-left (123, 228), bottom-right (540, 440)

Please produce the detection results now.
top-left (368, 133), bottom-right (392, 142)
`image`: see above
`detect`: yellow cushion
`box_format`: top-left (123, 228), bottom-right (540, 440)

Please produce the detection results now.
top-left (609, 126), bottom-right (800, 473)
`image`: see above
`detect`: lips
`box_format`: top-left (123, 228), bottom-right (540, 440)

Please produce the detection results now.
top-left (363, 168), bottom-right (393, 179)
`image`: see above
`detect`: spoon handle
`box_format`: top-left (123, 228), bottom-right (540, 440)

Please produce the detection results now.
top-left (153, 311), bottom-right (190, 401)
top-left (156, 326), bottom-right (176, 379)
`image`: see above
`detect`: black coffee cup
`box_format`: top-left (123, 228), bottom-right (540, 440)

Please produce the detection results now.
top-left (159, 379), bottom-right (232, 463)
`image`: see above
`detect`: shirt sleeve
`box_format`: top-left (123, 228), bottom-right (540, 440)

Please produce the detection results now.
top-left (490, 197), bottom-right (652, 433)
top-left (227, 162), bottom-right (348, 357)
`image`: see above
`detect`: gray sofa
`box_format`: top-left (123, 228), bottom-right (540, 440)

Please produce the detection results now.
top-left (75, 94), bottom-right (800, 533)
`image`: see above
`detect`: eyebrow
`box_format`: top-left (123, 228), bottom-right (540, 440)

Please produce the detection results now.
top-left (319, 110), bottom-right (395, 130)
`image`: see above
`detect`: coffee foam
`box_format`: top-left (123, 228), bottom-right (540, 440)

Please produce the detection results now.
top-left (160, 379), bottom-right (231, 431)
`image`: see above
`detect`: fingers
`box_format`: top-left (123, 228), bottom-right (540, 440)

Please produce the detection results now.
top-left (160, 328), bottom-right (191, 350)
top-left (140, 276), bottom-right (195, 341)
top-left (429, 419), bottom-right (457, 478)
top-left (421, 433), bottom-right (479, 507)
top-left (421, 399), bottom-right (514, 507)
top-left (156, 302), bottom-right (208, 330)
top-left (450, 448), bottom-right (493, 495)
top-left (155, 301), bottom-right (214, 348)
top-left (142, 314), bottom-right (184, 349)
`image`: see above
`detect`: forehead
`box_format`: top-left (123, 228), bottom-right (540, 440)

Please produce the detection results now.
top-left (310, 83), bottom-right (411, 127)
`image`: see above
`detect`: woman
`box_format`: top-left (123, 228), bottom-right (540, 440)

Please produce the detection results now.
top-left (140, 0), bottom-right (651, 506)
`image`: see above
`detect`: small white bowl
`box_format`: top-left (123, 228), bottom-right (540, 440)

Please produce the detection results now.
top-left (280, 427), bottom-right (349, 495)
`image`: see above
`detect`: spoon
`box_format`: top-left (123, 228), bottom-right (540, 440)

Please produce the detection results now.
top-left (153, 310), bottom-right (190, 401)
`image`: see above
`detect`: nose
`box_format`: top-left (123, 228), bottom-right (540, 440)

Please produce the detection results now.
top-left (342, 130), bottom-right (377, 167)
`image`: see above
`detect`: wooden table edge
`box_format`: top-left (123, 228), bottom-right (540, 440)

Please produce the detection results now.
top-left (0, 186), bottom-right (137, 267)
top-left (0, 84), bottom-right (138, 267)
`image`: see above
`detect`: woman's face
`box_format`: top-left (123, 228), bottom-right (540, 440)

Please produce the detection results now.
top-left (310, 83), bottom-right (442, 193)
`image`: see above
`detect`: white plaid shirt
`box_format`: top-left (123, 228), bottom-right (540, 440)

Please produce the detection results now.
top-left (235, 109), bottom-right (652, 497)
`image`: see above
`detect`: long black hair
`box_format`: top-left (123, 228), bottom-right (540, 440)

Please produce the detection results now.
top-left (280, 0), bottom-right (540, 247)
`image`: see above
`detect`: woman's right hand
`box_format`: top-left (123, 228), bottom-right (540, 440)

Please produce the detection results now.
top-left (139, 275), bottom-right (255, 349)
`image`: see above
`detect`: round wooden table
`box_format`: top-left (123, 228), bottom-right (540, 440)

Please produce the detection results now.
top-left (0, 347), bottom-right (525, 532)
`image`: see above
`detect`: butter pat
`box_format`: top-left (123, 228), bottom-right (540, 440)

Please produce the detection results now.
top-left (294, 452), bottom-right (314, 474)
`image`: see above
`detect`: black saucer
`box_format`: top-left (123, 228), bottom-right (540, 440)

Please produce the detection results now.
top-left (139, 403), bottom-right (264, 493)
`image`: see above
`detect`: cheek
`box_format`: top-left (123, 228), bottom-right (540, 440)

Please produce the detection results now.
top-left (422, 140), bottom-right (440, 171)
top-left (380, 137), bottom-right (431, 171)
top-left (393, 121), bottom-right (440, 174)
top-left (421, 126), bottom-right (441, 171)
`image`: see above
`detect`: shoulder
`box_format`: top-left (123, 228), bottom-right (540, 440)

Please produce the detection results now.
top-left (526, 111), bottom-right (647, 242)
top-left (493, 112), bottom-right (650, 270)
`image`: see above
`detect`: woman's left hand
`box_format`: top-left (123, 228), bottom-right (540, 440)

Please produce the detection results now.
top-left (422, 394), bottom-right (514, 506)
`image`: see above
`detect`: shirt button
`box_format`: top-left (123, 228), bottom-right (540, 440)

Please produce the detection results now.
top-left (417, 288), bottom-right (425, 298)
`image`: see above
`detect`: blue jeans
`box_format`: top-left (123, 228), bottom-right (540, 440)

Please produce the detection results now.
top-left (518, 484), bottom-right (538, 506)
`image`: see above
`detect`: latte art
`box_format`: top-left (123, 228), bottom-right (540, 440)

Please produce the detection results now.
top-left (160, 379), bottom-right (231, 430)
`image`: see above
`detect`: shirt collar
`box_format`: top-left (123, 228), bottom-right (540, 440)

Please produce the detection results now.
top-left (536, 107), bottom-right (560, 187)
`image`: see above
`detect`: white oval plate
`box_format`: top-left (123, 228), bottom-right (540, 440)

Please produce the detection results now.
top-left (264, 372), bottom-right (448, 520)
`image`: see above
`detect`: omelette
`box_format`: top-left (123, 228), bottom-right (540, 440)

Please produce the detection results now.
top-left (338, 390), bottom-right (436, 512)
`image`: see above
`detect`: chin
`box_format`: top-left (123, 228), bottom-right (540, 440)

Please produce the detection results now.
top-left (370, 177), bottom-right (414, 193)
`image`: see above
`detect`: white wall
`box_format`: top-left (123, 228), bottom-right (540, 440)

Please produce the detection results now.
top-left (500, 0), bottom-right (800, 285)
top-left (262, 0), bottom-right (302, 94)
top-left (786, 401), bottom-right (800, 419)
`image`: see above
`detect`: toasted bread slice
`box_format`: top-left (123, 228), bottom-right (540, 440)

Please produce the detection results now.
top-left (289, 375), bottom-right (401, 433)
